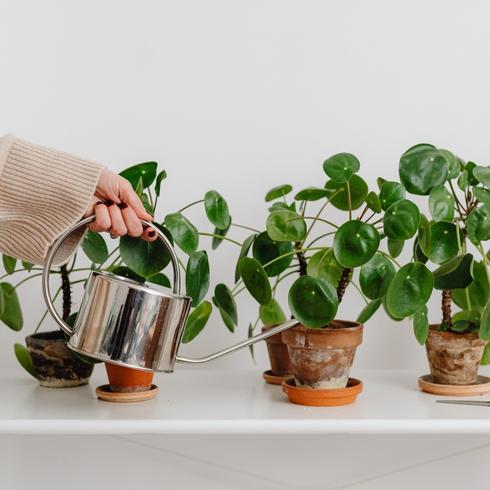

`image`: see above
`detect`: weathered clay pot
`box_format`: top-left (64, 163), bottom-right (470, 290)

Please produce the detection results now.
top-left (105, 362), bottom-right (154, 393)
top-left (426, 326), bottom-right (487, 385)
top-left (282, 320), bottom-right (363, 389)
top-left (25, 331), bottom-right (94, 388)
top-left (262, 324), bottom-right (292, 376)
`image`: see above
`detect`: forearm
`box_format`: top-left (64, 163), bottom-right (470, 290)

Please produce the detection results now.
top-left (0, 135), bottom-right (103, 265)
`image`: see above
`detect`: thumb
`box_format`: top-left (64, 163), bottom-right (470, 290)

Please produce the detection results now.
top-left (120, 179), bottom-right (153, 222)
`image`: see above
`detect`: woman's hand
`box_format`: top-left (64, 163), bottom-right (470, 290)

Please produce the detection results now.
top-left (86, 168), bottom-right (157, 241)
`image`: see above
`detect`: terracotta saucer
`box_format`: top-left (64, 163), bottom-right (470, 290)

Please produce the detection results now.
top-left (263, 369), bottom-right (291, 386)
top-left (419, 375), bottom-right (490, 397)
top-left (282, 377), bottom-right (363, 407)
top-left (96, 384), bottom-right (159, 403)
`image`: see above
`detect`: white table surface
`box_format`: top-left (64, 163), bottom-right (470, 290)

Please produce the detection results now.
top-left (2, 368), bottom-right (490, 435)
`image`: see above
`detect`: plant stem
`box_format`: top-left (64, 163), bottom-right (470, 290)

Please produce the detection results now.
top-left (230, 223), bottom-right (261, 233)
top-left (178, 199), bottom-right (204, 213)
top-left (199, 233), bottom-right (242, 247)
top-left (301, 190), bottom-right (341, 245)
top-left (295, 243), bottom-right (307, 276)
top-left (60, 264), bottom-right (71, 321)
top-left (347, 181), bottom-right (352, 220)
top-left (337, 268), bottom-right (352, 302)
top-left (96, 247), bottom-right (119, 271)
top-left (291, 216), bottom-right (339, 229)
top-left (34, 287), bottom-right (62, 333)
top-left (13, 273), bottom-right (43, 290)
top-left (449, 181), bottom-right (466, 217)
top-left (351, 281), bottom-right (369, 305)
top-left (306, 231), bottom-right (336, 248)
top-left (365, 211), bottom-right (376, 223)
top-left (378, 250), bottom-right (401, 268)
top-left (442, 289), bottom-right (452, 326)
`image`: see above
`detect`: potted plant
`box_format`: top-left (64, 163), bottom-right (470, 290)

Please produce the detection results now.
top-left (220, 153), bottom-right (419, 405)
top-left (9, 160), bottom-right (236, 393)
top-left (385, 144), bottom-right (490, 391)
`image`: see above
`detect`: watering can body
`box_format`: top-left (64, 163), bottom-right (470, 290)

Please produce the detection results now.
top-left (42, 216), bottom-right (298, 373)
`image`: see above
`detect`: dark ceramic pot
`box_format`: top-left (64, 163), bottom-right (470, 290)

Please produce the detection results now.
top-left (25, 330), bottom-right (94, 387)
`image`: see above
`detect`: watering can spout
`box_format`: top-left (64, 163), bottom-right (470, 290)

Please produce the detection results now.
top-left (175, 319), bottom-right (299, 364)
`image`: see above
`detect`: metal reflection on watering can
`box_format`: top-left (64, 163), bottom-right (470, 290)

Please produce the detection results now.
top-left (42, 216), bottom-right (299, 373)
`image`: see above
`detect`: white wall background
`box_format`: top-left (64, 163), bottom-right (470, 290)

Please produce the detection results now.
top-left (1, 0), bottom-right (490, 375)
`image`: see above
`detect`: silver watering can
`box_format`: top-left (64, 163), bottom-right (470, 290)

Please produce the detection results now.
top-left (42, 216), bottom-right (298, 373)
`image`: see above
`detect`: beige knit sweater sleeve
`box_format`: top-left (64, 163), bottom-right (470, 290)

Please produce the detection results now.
top-left (0, 135), bottom-right (103, 266)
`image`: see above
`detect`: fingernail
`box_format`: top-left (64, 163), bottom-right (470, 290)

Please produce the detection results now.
top-left (94, 201), bottom-right (104, 207)
top-left (106, 200), bottom-right (114, 206)
top-left (149, 230), bottom-right (156, 238)
top-left (118, 203), bottom-right (128, 209)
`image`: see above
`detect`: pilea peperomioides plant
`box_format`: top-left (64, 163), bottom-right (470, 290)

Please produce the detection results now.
top-left (217, 153), bottom-right (421, 392)
top-left (6, 160), bottom-right (237, 385)
top-left (385, 144), bottom-right (490, 385)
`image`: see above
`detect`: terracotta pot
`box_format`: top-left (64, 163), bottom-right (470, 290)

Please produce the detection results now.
top-left (282, 320), bottom-right (363, 389)
top-left (426, 326), bottom-right (487, 385)
top-left (262, 324), bottom-right (292, 376)
top-left (105, 362), bottom-right (154, 393)
top-left (25, 331), bottom-right (94, 388)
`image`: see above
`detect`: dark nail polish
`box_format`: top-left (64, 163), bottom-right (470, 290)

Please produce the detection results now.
top-left (149, 230), bottom-right (156, 237)
top-left (94, 201), bottom-right (104, 207)
top-left (118, 202), bottom-right (128, 210)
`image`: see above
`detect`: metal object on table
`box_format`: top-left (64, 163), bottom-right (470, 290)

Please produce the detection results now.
top-left (42, 216), bottom-right (299, 373)
top-left (436, 400), bottom-right (490, 407)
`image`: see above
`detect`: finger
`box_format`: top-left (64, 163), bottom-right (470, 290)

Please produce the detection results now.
top-left (108, 203), bottom-right (128, 236)
top-left (142, 226), bottom-right (158, 242)
top-left (89, 203), bottom-right (111, 232)
top-left (120, 179), bottom-right (153, 221)
top-left (119, 203), bottom-right (144, 237)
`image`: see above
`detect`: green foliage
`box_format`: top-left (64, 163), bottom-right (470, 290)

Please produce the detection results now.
top-left (379, 181), bottom-right (406, 211)
top-left (359, 253), bottom-right (396, 300)
top-left (259, 299), bottom-right (286, 325)
top-left (252, 232), bottom-right (293, 277)
top-left (234, 234), bottom-right (256, 283)
top-left (204, 191), bottom-right (230, 230)
top-left (119, 162), bottom-right (158, 189)
top-left (413, 306), bottom-right (429, 345)
top-left (325, 175), bottom-right (368, 210)
top-left (427, 222), bottom-right (458, 264)
top-left (164, 213), bottom-right (199, 254)
top-left (433, 254), bottom-right (473, 290)
top-left (383, 199), bottom-right (420, 240)
top-left (323, 153), bottom-right (360, 183)
top-left (356, 298), bottom-right (382, 324)
top-left (0, 283), bottom-right (23, 331)
top-left (266, 210), bottom-right (306, 242)
top-left (333, 221), bottom-right (380, 268)
top-left (265, 184), bottom-right (293, 202)
top-left (2, 255), bottom-right (16, 274)
top-left (429, 185), bottom-right (454, 222)
top-left (307, 248), bottom-right (344, 287)
top-left (182, 301), bottom-right (212, 343)
top-left (239, 257), bottom-right (272, 305)
top-left (82, 232), bottom-right (109, 264)
top-left (185, 251), bottom-right (210, 306)
top-left (14, 343), bottom-right (36, 378)
top-left (294, 187), bottom-right (330, 201)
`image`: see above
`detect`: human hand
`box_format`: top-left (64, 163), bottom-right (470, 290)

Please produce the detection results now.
top-left (86, 168), bottom-right (157, 241)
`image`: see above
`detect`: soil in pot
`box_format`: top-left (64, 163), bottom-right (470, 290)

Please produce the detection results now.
top-left (425, 326), bottom-right (487, 385)
top-left (105, 362), bottom-right (154, 393)
top-left (282, 320), bottom-right (363, 389)
top-left (262, 324), bottom-right (292, 377)
top-left (26, 330), bottom-right (94, 388)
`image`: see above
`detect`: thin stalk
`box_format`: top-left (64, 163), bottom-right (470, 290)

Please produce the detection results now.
top-left (301, 190), bottom-right (341, 245)
top-left (96, 247), bottom-right (119, 271)
top-left (306, 231), bottom-right (336, 248)
top-left (230, 223), bottom-right (261, 234)
top-left (378, 250), bottom-right (401, 268)
top-left (449, 181), bottom-right (466, 217)
top-left (178, 199), bottom-right (204, 213)
top-left (347, 181), bottom-right (352, 220)
top-left (351, 281), bottom-right (369, 305)
top-left (13, 273), bottom-right (43, 290)
top-left (365, 211), bottom-right (376, 223)
top-left (290, 216), bottom-right (339, 229)
top-left (199, 233), bottom-right (242, 247)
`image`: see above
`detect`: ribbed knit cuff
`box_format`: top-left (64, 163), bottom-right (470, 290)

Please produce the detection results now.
top-left (0, 135), bottom-right (103, 266)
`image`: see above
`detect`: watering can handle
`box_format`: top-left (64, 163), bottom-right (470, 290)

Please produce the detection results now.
top-left (42, 215), bottom-right (181, 337)
top-left (175, 318), bottom-right (299, 364)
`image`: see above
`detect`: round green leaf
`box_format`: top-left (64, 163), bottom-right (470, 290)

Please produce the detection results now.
top-left (385, 263), bottom-right (433, 318)
top-left (429, 185), bottom-right (454, 222)
top-left (268, 202), bottom-right (290, 212)
top-left (2, 255), bottom-right (16, 275)
top-left (214, 284), bottom-right (237, 326)
top-left (474, 166), bottom-right (490, 187)
top-left (294, 187), bottom-right (330, 201)
top-left (288, 276), bottom-right (339, 328)
top-left (465, 162), bottom-right (480, 185)
top-left (427, 221), bottom-right (458, 264)
top-left (234, 233), bottom-right (256, 283)
top-left (467, 205), bottom-right (490, 245)
top-left (387, 238), bottom-right (404, 259)
top-left (185, 251), bottom-right (210, 306)
top-left (109, 266), bottom-right (145, 282)
top-left (164, 213), bottom-right (199, 254)
top-left (323, 153), bottom-right (360, 183)
top-left (433, 253), bottom-right (473, 290)
top-left (154, 170), bottom-right (167, 197)
top-left (458, 169), bottom-right (469, 190)
top-left (265, 184), bottom-right (293, 202)
top-left (119, 162), bottom-right (158, 189)
top-left (356, 298), bottom-right (382, 324)
top-left (359, 253), bottom-right (396, 300)
top-left (473, 187), bottom-right (490, 207)
top-left (383, 199), bottom-right (420, 240)
top-left (239, 257), bottom-right (272, 305)
top-left (252, 232), bottom-right (293, 277)
top-left (14, 343), bottom-right (36, 378)
top-left (440, 149), bottom-right (461, 180)
top-left (413, 237), bottom-right (428, 264)
top-left (204, 190), bottom-right (230, 230)
top-left (399, 145), bottom-right (449, 195)
top-left (0, 283), bottom-right (23, 331)
top-left (212, 215), bottom-right (232, 250)
top-left (325, 175), bottom-right (368, 211)
top-left (365, 191), bottom-right (382, 213)
top-left (417, 214), bottom-right (431, 256)
top-left (259, 299), bottom-right (286, 325)
top-left (333, 221), bottom-right (380, 268)
top-left (413, 305), bottom-right (429, 345)
top-left (266, 210), bottom-right (306, 242)
top-left (82, 231), bottom-right (109, 264)
top-left (147, 272), bottom-right (171, 288)
top-left (182, 301), bottom-right (212, 343)
top-left (120, 225), bottom-right (172, 277)
top-left (307, 248), bottom-right (344, 287)
top-left (379, 181), bottom-right (406, 211)
top-left (452, 261), bottom-right (489, 310)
